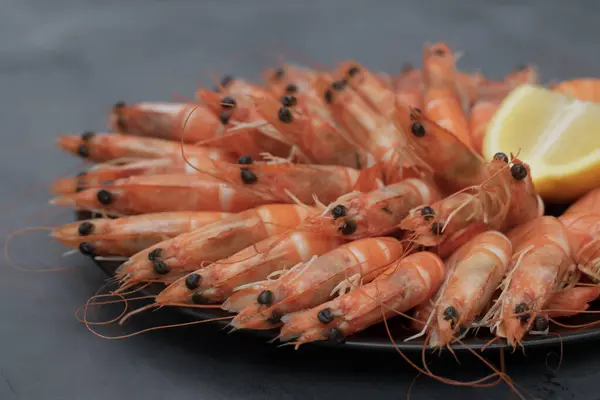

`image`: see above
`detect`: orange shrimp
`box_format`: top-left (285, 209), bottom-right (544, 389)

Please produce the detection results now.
top-left (115, 204), bottom-right (314, 289)
top-left (490, 216), bottom-right (573, 347)
top-left (455, 70), bottom-right (485, 113)
top-left (421, 42), bottom-right (473, 149)
top-left (559, 216), bottom-right (600, 282)
top-left (109, 102), bottom-right (224, 143)
top-left (49, 173), bottom-right (275, 215)
top-left (562, 187), bottom-right (600, 217)
top-left (394, 64), bottom-right (424, 111)
top-left (422, 231), bottom-right (513, 349)
top-left (297, 178), bottom-right (440, 240)
top-left (545, 286), bottom-right (600, 318)
top-left (57, 133), bottom-right (235, 163)
top-left (552, 78), bottom-right (600, 102)
top-left (224, 237), bottom-right (405, 330)
top-left (156, 231), bottom-right (344, 305)
top-left (278, 251), bottom-right (444, 347)
top-left (51, 211), bottom-right (231, 257)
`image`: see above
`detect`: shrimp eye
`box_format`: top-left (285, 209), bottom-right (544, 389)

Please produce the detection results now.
top-left (493, 152), bottom-right (509, 163)
top-left (153, 259), bottom-right (170, 275)
top-left (78, 222), bottom-right (94, 236)
top-left (431, 221), bottom-right (443, 235)
top-left (191, 292), bottom-right (206, 304)
top-left (81, 131), bottom-right (95, 141)
top-left (281, 95), bottom-right (297, 107)
top-left (257, 290), bottom-right (274, 305)
top-left (317, 308), bottom-right (334, 324)
top-left (330, 204), bottom-right (346, 219)
top-left (324, 89), bottom-right (334, 104)
top-left (273, 67), bottom-right (285, 80)
top-left (339, 220), bottom-right (357, 235)
top-left (510, 164), bottom-right (528, 181)
top-left (96, 189), bottom-right (114, 205)
top-left (148, 248), bottom-right (163, 261)
top-left (347, 66), bottom-right (360, 77)
top-left (219, 110), bottom-right (231, 125)
top-left (514, 302), bottom-right (530, 324)
top-left (331, 80), bottom-right (346, 91)
top-left (443, 306), bottom-right (459, 329)
top-left (240, 168), bottom-right (258, 184)
top-left (77, 144), bottom-right (90, 158)
top-left (278, 106), bottom-right (293, 123)
top-left (411, 122), bottom-right (425, 137)
top-left (185, 273), bottom-right (201, 290)
top-left (401, 63), bottom-right (414, 73)
top-left (285, 83), bottom-right (298, 94)
top-left (78, 242), bottom-right (95, 256)
top-left (327, 327), bottom-right (345, 344)
top-left (220, 96), bottom-right (236, 109)
top-left (420, 206), bottom-right (435, 220)
top-left (220, 75), bottom-right (234, 88)
top-left (238, 155), bottom-right (253, 165)
top-left (433, 48), bottom-right (445, 56)
top-left (533, 316), bottom-right (548, 331)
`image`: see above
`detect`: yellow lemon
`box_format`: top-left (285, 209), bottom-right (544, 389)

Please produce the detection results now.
top-left (482, 83), bottom-right (600, 202)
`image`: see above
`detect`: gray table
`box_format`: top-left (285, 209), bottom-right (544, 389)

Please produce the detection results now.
top-left (1, 1), bottom-right (598, 399)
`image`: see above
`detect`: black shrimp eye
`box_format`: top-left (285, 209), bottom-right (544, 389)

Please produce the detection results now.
top-left (77, 144), bottom-right (90, 158)
top-left (78, 222), bottom-right (94, 236)
top-left (285, 83), bottom-right (298, 94)
top-left (493, 152), bottom-right (509, 163)
top-left (153, 259), bottom-right (170, 275)
top-left (273, 67), bottom-right (285, 80)
top-left (257, 290), bottom-right (274, 305)
top-left (347, 66), bottom-right (360, 77)
top-left (220, 96), bottom-right (236, 109)
top-left (281, 95), bottom-right (297, 107)
top-left (96, 189), bottom-right (114, 205)
top-left (339, 220), bottom-right (357, 235)
top-left (78, 242), bottom-right (95, 256)
top-left (148, 248), bottom-right (163, 261)
top-left (330, 204), bottom-right (347, 219)
top-left (510, 164), bottom-right (528, 181)
top-left (219, 110), bottom-right (231, 125)
top-left (431, 221), bottom-right (443, 235)
top-left (327, 327), bottom-right (345, 344)
top-left (240, 168), bottom-right (258, 184)
top-left (433, 48), bottom-right (445, 56)
top-left (443, 306), bottom-right (459, 329)
top-left (324, 89), bottom-right (333, 104)
top-left (420, 206), bottom-right (435, 221)
top-left (185, 273), bottom-right (201, 290)
top-left (331, 80), bottom-right (346, 91)
top-left (411, 122), bottom-right (425, 137)
top-left (514, 302), bottom-right (530, 324)
top-left (278, 106), bottom-right (293, 123)
top-left (317, 308), bottom-right (334, 324)
top-left (238, 155), bottom-right (253, 165)
top-left (533, 316), bottom-right (549, 331)
top-left (220, 75), bottom-right (234, 88)
top-left (81, 131), bottom-right (95, 141)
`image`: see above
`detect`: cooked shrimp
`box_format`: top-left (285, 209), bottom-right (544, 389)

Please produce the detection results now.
top-left (115, 204), bottom-right (314, 289)
top-left (394, 64), bottom-right (424, 111)
top-left (156, 231), bottom-right (344, 305)
top-left (51, 211), bottom-right (230, 257)
top-left (278, 251), bottom-right (444, 347)
top-left (559, 212), bottom-right (600, 282)
top-left (224, 237), bottom-right (405, 330)
top-left (552, 78), bottom-right (600, 102)
top-left (545, 286), bottom-right (600, 318)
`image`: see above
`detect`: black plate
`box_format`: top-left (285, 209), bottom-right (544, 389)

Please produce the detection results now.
top-left (80, 203), bottom-right (600, 352)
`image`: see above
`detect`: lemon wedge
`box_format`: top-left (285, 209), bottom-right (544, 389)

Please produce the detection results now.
top-left (482, 83), bottom-right (600, 202)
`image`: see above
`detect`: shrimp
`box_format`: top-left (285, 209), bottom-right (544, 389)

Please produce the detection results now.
top-left (224, 237), bottom-right (405, 330)
top-left (297, 178), bottom-right (440, 240)
top-left (278, 251), bottom-right (444, 347)
top-left (562, 187), bottom-right (600, 217)
top-left (559, 212), bottom-right (600, 282)
top-left (394, 64), bottom-right (424, 111)
top-left (49, 173), bottom-right (276, 215)
top-left (57, 132), bottom-right (235, 163)
top-left (109, 102), bottom-right (224, 143)
top-left (421, 42), bottom-right (473, 148)
top-left (51, 211), bottom-right (230, 257)
top-left (156, 231), bottom-right (344, 305)
top-left (489, 216), bottom-right (573, 347)
top-left (545, 286), bottom-right (600, 318)
top-left (552, 78), bottom-right (600, 102)
top-left (424, 231), bottom-right (513, 349)
top-left (115, 204), bottom-right (314, 289)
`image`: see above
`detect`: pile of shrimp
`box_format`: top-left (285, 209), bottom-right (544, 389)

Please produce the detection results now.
top-left (48, 41), bottom-right (600, 395)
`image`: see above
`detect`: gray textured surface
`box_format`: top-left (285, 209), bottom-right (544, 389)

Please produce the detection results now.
top-left (1, 1), bottom-right (599, 399)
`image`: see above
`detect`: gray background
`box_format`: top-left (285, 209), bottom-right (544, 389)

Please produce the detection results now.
top-left (1, 1), bottom-right (599, 399)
